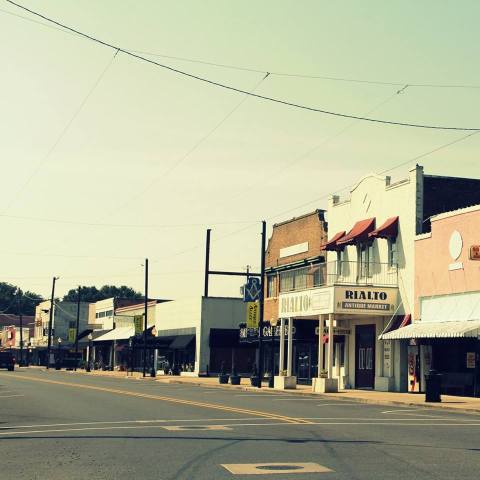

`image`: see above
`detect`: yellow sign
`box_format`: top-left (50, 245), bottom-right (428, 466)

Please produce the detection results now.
top-left (68, 328), bottom-right (76, 343)
top-left (134, 315), bottom-right (143, 335)
top-left (246, 302), bottom-right (259, 328)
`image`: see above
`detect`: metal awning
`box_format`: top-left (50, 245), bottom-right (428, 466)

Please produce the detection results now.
top-left (369, 216), bottom-right (398, 240)
top-left (380, 320), bottom-right (480, 340)
top-left (93, 326), bottom-right (134, 342)
top-left (169, 334), bottom-right (195, 350)
top-left (323, 231), bottom-right (346, 251)
top-left (337, 218), bottom-right (375, 246)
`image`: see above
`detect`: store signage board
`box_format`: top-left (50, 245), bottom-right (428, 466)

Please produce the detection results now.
top-left (279, 287), bottom-right (334, 317)
top-left (279, 242), bottom-right (309, 259)
top-left (334, 286), bottom-right (398, 315)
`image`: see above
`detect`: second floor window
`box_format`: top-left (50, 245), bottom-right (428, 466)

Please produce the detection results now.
top-left (388, 238), bottom-right (398, 267)
top-left (267, 275), bottom-right (276, 298)
top-left (279, 267), bottom-right (308, 292)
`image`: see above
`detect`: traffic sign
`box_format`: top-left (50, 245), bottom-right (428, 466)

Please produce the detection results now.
top-left (243, 277), bottom-right (261, 302)
top-left (134, 315), bottom-right (143, 335)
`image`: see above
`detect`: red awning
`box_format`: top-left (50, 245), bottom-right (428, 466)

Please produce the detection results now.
top-left (337, 218), bottom-right (375, 246)
top-left (322, 231), bottom-right (346, 251)
top-left (399, 314), bottom-right (411, 328)
top-left (369, 216), bottom-right (399, 240)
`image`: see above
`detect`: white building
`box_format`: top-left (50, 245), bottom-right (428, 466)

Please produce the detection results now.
top-left (276, 165), bottom-right (480, 392)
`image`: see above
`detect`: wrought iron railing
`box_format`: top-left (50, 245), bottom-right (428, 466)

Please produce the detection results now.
top-left (277, 261), bottom-right (397, 293)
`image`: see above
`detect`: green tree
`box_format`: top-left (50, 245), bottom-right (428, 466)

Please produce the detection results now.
top-left (0, 282), bottom-right (44, 316)
top-left (62, 285), bottom-right (142, 303)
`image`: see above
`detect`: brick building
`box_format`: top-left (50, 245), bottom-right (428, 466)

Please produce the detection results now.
top-left (263, 210), bottom-right (328, 383)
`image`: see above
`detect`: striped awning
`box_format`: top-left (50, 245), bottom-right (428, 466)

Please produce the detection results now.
top-left (380, 320), bottom-right (480, 340)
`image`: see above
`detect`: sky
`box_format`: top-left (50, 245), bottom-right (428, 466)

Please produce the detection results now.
top-left (1, 0), bottom-right (479, 301)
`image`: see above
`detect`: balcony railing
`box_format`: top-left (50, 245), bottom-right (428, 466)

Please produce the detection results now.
top-left (277, 261), bottom-right (397, 294)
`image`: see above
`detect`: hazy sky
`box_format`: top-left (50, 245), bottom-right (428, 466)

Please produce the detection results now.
top-left (1, 0), bottom-right (479, 300)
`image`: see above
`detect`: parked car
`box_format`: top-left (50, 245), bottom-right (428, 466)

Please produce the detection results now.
top-left (0, 351), bottom-right (15, 371)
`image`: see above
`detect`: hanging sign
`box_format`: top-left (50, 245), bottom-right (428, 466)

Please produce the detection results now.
top-left (246, 302), bottom-right (259, 328)
top-left (134, 315), bottom-right (143, 335)
top-left (243, 277), bottom-right (261, 302)
top-left (68, 328), bottom-right (76, 343)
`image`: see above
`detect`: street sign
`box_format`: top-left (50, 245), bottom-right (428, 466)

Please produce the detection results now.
top-left (243, 277), bottom-right (261, 302)
top-left (246, 302), bottom-right (259, 328)
top-left (134, 315), bottom-right (143, 335)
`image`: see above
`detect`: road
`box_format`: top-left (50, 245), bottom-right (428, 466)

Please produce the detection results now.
top-left (0, 368), bottom-right (478, 479)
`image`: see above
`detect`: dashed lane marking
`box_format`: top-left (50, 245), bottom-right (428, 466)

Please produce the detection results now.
top-left (0, 373), bottom-right (312, 425)
top-left (0, 394), bottom-right (24, 398)
top-left (221, 462), bottom-right (333, 475)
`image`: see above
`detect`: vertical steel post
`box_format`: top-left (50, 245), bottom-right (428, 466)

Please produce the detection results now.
top-left (143, 258), bottom-right (149, 378)
top-left (257, 220), bottom-right (266, 388)
top-left (46, 276), bottom-right (58, 369)
top-left (17, 289), bottom-right (23, 366)
top-left (204, 229), bottom-right (211, 297)
top-left (74, 286), bottom-right (81, 371)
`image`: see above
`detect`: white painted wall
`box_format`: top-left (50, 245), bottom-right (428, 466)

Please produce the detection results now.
top-left (326, 166), bottom-right (422, 391)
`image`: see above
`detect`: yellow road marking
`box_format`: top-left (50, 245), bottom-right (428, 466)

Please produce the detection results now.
top-left (0, 373), bottom-right (312, 424)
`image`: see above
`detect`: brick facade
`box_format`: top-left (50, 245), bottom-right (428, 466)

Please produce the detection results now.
top-left (264, 210), bottom-right (328, 324)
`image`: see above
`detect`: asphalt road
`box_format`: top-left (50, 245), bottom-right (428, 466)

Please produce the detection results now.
top-left (0, 368), bottom-right (479, 480)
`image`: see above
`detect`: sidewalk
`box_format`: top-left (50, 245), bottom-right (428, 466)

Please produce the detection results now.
top-left (59, 368), bottom-right (480, 415)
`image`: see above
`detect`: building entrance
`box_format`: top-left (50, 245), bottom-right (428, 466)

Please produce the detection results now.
top-left (355, 324), bottom-right (376, 389)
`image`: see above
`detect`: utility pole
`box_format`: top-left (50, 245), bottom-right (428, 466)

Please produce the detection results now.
top-left (74, 286), bottom-right (81, 371)
top-left (204, 229), bottom-right (211, 297)
top-left (46, 276), bottom-right (59, 369)
top-left (143, 258), bottom-right (149, 378)
top-left (257, 220), bottom-right (266, 388)
top-left (17, 289), bottom-right (23, 366)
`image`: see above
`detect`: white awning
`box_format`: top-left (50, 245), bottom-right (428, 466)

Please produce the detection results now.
top-left (380, 320), bottom-right (480, 340)
top-left (93, 326), bottom-right (134, 342)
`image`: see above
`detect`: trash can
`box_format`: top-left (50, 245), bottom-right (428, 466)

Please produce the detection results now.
top-left (425, 370), bottom-right (442, 402)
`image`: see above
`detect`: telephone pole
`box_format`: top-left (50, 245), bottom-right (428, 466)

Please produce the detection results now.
top-left (143, 258), bottom-right (149, 378)
top-left (46, 276), bottom-right (59, 369)
top-left (74, 286), bottom-right (81, 371)
top-left (257, 220), bottom-right (266, 388)
top-left (17, 289), bottom-right (23, 366)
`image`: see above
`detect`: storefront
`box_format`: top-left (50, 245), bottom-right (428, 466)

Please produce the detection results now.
top-left (382, 205), bottom-right (480, 397)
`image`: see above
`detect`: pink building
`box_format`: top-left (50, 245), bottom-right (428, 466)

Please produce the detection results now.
top-left (383, 204), bottom-right (480, 396)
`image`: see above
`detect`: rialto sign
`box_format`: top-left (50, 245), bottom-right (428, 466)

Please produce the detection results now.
top-left (279, 286), bottom-right (397, 317)
top-left (334, 286), bottom-right (398, 315)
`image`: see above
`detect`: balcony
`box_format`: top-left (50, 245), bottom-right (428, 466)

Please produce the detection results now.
top-left (277, 261), bottom-right (397, 294)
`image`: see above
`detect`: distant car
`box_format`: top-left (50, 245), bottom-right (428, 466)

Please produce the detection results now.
top-left (0, 351), bottom-right (15, 371)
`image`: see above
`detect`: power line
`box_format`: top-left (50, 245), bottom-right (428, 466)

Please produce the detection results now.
top-left (0, 213), bottom-right (257, 229)
top-left (5, 0), bottom-right (480, 132)
top-left (134, 50), bottom-right (480, 90)
top-left (3, 6), bottom-right (479, 92)
top-left (1, 48), bottom-right (119, 214)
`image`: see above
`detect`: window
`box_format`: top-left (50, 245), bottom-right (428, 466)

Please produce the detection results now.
top-left (105, 310), bottom-right (113, 317)
top-left (357, 242), bottom-right (374, 278)
top-left (267, 275), bottom-right (276, 298)
top-left (279, 267), bottom-right (308, 293)
top-left (312, 264), bottom-right (325, 287)
top-left (388, 238), bottom-right (398, 268)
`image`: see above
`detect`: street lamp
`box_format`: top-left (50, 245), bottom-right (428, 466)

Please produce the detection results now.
top-left (56, 337), bottom-right (62, 370)
top-left (86, 333), bottom-right (93, 372)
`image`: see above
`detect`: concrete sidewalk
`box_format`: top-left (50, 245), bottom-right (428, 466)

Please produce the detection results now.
top-left (49, 367), bottom-right (480, 415)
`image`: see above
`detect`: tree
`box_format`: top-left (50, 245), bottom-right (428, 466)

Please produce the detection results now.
top-left (62, 285), bottom-right (143, 303)
top-left (0, 282), bottom-right (44, 316)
